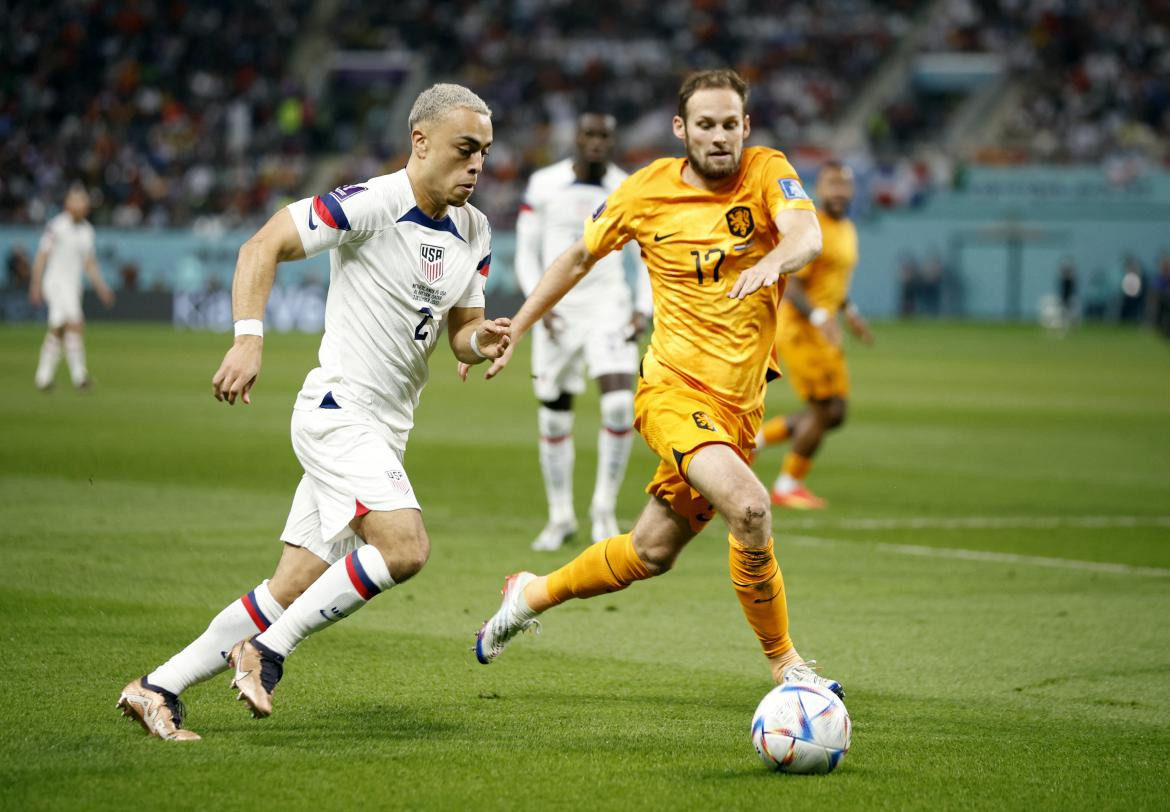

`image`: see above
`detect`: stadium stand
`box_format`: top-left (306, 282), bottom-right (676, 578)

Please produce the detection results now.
top-left (0, 0), bottom-right (315, 228)
top-left (2, 0), bottom-right (1166, 231)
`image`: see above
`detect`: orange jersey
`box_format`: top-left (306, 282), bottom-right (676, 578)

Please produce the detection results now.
top-left (782, 211), bottom-right (858, 316)
top-left (583, 146), bottom-right (816, 412)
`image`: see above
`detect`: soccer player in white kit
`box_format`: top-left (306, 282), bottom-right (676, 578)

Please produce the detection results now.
top-left (29, 186), bottom-right (115, 390)
top-left (117, 84), bottom-right (510, 741)
top-left (515, 113), bottom-right (651, 550)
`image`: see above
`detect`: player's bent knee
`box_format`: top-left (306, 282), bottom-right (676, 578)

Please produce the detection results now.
top-left (826, 398), bottom-right (848, 429)
top-left (383, 529), bottom-right (430, 583)
top-left (724, 487), bottom-right (772, 544)
top-left (388, 537), bottom-right (430, 583)
top-left (599, 389), bottom-right (634, 431)
top-left (356, 511), bottom-right (431, 583)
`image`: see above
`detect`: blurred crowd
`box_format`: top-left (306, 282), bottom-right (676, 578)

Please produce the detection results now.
top-left (326, 0), bottom-right (913, 225)
top-left (2, 0), bottom-right (1168, 229)
top-left (0, 0), bottom-right (315, 229)
top-left (918, 0), bottom-right (1168, 164)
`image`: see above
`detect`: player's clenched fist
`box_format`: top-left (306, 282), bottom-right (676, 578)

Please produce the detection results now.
top-left (212, 336), bottom-right (263, 405)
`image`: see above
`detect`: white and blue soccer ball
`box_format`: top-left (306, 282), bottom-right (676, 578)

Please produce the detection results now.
top-left (751, 683), bottom-right (851, 774)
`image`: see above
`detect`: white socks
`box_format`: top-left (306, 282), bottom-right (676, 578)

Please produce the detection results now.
top-left (148, 580), bottom-right (285, 695)
top-left (538, 407), bottom-right (575, 526)
top-left (63, 331), bottom-right (87, 385)
top-left (592, 390), bottom-right (634, 515)
top-left (256, 544), bottom-right (394, 657)
top-left (35, 333), bottom-right (62, 389)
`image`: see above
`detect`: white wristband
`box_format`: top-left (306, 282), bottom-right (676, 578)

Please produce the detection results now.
top-left (469, 329), bottom-right (486, 359)
top-left (809, 308), bottom-right (830, 327)
top-left (234, 319), bottom-right (264, 338)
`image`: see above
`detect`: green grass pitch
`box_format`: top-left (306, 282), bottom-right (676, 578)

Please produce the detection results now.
top-left (1, 321), bottom-right (1168, 810)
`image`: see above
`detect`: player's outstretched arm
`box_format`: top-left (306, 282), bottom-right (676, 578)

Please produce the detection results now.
top-left (211, 208), bottom-right (306, 405)
top-left (727, 208), bottom-right (822, 300)
top-left (483, 238), bottom-right (601, 380)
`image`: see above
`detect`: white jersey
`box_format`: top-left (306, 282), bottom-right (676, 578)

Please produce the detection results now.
top-left (288, 169), bottom-right (491, 449)
top-left (38, 213), bottom-right (95, 296)
top-left (515, 159), bottom-right (650, 322)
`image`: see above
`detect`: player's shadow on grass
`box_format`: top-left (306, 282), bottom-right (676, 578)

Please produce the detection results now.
top-left (702, 763), bottom-right (870, 782)
top-left (222, 701), bottom-right (463, 744)
top-left (521, 688), bottom-right (755, 716)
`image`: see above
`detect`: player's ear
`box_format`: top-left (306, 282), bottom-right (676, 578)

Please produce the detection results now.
top-left (743, 114), bottom-right (751, 139)
top-left (411, 128), bottom-right (428, 159)
top-left (671, 116), bottom-right (686, 141)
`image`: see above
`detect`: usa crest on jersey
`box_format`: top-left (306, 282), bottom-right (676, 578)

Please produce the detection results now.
top-left (419, 244), bottom-right (444, 283)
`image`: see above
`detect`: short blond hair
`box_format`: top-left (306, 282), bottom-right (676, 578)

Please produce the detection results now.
top-left (409, 83), bottom-right (492, 129)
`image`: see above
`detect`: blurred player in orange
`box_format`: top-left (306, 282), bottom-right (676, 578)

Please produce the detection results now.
top-left (471, 69), bottom-right (843, 695)
top-left (756, 162), bottom-right (874, 509)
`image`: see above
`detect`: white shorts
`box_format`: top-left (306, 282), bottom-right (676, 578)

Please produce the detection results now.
top-left (280, 405), bottom-right (420, 564)
top-left (531, 317), bottom-right (639, 402)
top-left (45, 289), bottom-right (83, 329)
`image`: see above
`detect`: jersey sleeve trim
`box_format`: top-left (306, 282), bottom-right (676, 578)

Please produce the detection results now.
top-left (315, 195), bottom-right (352, 231)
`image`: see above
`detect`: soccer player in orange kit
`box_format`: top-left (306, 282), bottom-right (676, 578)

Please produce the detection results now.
top-left (472, 69), bottom-right (843, 695)
top-left (758, 161), bottom-right (874, 509)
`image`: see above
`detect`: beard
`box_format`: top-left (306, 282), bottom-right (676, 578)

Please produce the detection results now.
top-left (686, 141), bottom-right (741, 180)
top-left (823, 198), bottom-right (850, 219)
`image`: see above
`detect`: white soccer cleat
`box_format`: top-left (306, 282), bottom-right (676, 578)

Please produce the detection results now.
top-left (531, 520), bottom-right (577, 551)
top-left (782, 660), bottom-right (845, 701)
top-left (589, 508), bottom-right (619, 543)
top-left (475, 571), bottom-right (540, 664)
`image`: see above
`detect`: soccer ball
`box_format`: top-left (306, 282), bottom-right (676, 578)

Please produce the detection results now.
top-left (751, 683), bottom-right (851, 774)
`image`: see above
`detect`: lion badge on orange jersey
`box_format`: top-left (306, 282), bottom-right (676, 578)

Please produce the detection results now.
top-left (692, 411), bottom-right (718, 432)
top-left (725, 206), bottom-right (755, 239)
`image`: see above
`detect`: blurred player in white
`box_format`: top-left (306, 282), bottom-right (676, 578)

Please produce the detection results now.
top-left (29, 186), bottom-right (114, 390)
top-left (516, 113), bottom-right (652, 550)
top-left (117, 84), bottom-right (510, 741)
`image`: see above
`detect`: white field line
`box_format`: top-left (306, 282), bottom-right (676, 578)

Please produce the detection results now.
top-left (782, 515), bottom-right (1170, 531)
top-left (785, 534), bottom-right (1170, 578)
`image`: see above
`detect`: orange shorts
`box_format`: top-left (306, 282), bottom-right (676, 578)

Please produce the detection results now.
top-left (775, 320), bottom-right (850, 401)
top-left (634, 354), bottom-right (763, 533)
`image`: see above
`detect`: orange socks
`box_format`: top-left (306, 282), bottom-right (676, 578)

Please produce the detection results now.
top-left (728, 535), bottom-right (793, 658)
top-left (545, 533), bottom-right (653, 606)
top-left (781, 451), bottom-right (812, 481)
top-left (759, 416), bottom-right (791, 447)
